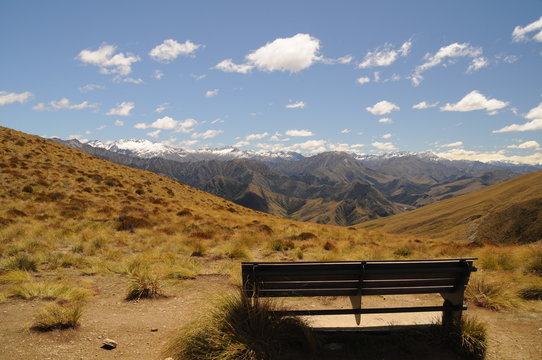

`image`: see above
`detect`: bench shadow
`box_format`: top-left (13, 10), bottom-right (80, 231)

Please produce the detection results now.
top-left (306, 324), bottom-right (463, 360)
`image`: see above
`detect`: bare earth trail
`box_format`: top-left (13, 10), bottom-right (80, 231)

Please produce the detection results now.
top-left (0, 275), bottom-right (540, 360)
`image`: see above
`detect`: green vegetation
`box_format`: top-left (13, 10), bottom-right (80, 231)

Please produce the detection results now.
top-left (163, 293), bottom-right (314, 360)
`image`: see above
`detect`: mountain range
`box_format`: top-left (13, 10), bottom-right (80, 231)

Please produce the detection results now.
top-left (55, 138), bottom-right (541, 226)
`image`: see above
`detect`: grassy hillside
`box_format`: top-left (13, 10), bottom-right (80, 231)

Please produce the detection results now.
top-left (360, 170), bottom-right (542, 243)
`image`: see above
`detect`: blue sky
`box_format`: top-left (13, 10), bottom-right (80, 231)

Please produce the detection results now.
top-left (1, 0), bottom-right (541, 164)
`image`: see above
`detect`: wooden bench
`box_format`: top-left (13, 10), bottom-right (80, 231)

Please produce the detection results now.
top-left (241, 258), bottom-right (477, 327)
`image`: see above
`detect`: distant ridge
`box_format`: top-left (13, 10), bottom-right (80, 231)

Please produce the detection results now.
top-left (359, 170), bottom-right (542, 244)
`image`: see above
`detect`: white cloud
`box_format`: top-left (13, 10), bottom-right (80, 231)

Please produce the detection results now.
top-left (33, 98), bottom-right (97, 111)
top-left (153, 70), bottom-right (164, 80)
top-left (372, 141), bottom-right (396, 151)
top-left (135, 116), bottom-right (197, 133)
top-left (213, 59), bottom-right (253, 74)
top-left (78, 84), bottom-right (104, 93)
top-left (412, 43), bottom-right (482, 86)
top-left (149, 39), bottom-right (202, 62)
top-left (191, 73), bottom-right (207, 80)
top-left (191, 129), bottom-right (223, 139)
top-left (147, 129), bottom-right (161, 138)
top-left (436, 148), bottom-right (542, 165)
top-left (525, 102), bottom-right (542, 120)
top-left (234, 140), bottom-right (250, 147)
top-left (412, 101), bottom-right (438, 109)
top-left (381, 133), bottom-right (392, 139)
top-left (96, 125), bottom-right (107, 131)
top-left (512, 16), bottom-right (542, 42)
top-left (77, 44), bottom-right (140, 76)
top-left (106, 101), bottom-right (134, 116)
top-left (356, 76), bottom-right (371, 85)
top-left (155, 103), bottom-right (169, 113)
top-left (269, 132), bottom-right (289, 142)
top-left (285, 101), bottom-right (306, 109)
top-left (114, 120), bottom-right (124, 126)
top-left (507, 141), bottom-right (541, 150)
top-left (321, 55), bottom-right (353, 64)
top-left (211, 118), bottom-right (224, 124)
top-left (340, 129), bottom-right (351, 134)
top-left (114, 76), bottom-right (143, 84)
top-left (358, 40), bottom-right (412, 68)
top-left (503, 55), bottom-right (518, 64)
top-left (440, 141), bottom-right (463, 148)
top-left (246, 132), bottom-right (269, 141)
top-left (378, 118), bottom-right (394, 124)
top-left (0, 90), bottom-right (33, 106)
top-left (366, 100), bottom-right (400, 115)
top-left (246, 33), bottom-right (320, 73)
top-left (179, 140), bottom-right (198, 147)
top-left (493, 119), bottom-right (542, 133)
top-left (285, 129), bottom-right (314, 137)
top-left (205, 89), bottom-right (219, 98)
top-left (467, 57), bottom-right (489, 73)
top-left (441, 90), bottom-right (508, 114)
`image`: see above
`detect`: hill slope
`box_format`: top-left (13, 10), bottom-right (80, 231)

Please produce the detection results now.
top-left (359, 170), bottom-right (542, 243)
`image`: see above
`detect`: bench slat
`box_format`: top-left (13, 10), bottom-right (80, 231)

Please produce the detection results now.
top-left (257, 278), bottom-right (456, 290)
top-left (256, 286), bottom-right (454, 297)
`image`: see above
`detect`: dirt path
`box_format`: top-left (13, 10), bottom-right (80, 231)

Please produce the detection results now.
top-left (0, 276), bottom-right (540, 360)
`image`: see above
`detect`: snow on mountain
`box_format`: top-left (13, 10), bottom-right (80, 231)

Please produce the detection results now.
top-left (83, 139), bottom-right (303, 163)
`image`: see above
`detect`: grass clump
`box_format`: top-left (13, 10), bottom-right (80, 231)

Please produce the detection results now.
top-left (5, 254), bottom-right (38, 272)
top-left (393, 247), bottom-right (412, 257)
top-left (126, 269), bottom-right (162, 300)
top-left (31, 302), bottom-right (83, 331)
top-left (10, 281), bottom-right (90, 302)
top-left (518, 285), bottom-right (542, 300)
top-left (450, 316), bottom-right (488, 360)
top-left (465, 275), bottom-right (513, 310)
top-left (164, 293), bottom-right (314, 360)
top-left (525, 250), bottom-right (542, 276)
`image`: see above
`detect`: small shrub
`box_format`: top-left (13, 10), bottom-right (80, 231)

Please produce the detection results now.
top-left (259, 224), bottom-right (273, 234)
top-left (518, 285), bottom-right (542, 300)
top-left (168, 267), bottom-right (197, 280)
top-left (190, 243), bottom-right (206, 257)
top-left (22, 185), bottom-right (33, 193)
top-left (394, 247), bottom-right (412, 257)
top-left (126, 269), bottom-right (162, 300)
top-left (290, 232), bottom-right (317, 240)
top-left (116, 215), bottom-right (151, 231)
top-left (163, 293), bottom-right (314, 360)
top-left (323, 241), bottom-right (336, 251)
top-left (10, 282), bottom-right (90, 302)
top-left (270, 239), bottom-right (295, 252)
top-left (32, 302), bottom-right (83, 331)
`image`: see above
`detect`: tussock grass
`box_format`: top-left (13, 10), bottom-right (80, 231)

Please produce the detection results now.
top-left (0, 270), bottom-right (32, 284)
top-left (466, 274), bottom-right (514, 310)
top-left (126, 268), bottom-right (162, 300)
top-left (525, 249), bottom-right (542, 276)
top-left (10, 281), bottom-right (91, 302)
top-left (31, 302), bottom-right (83, 331)
top-left (451, 316), bottom-right (488, 360)
top-left (518, 284), bottom-right (542, 300)
top-left (5, 253), bottom-right (38, 272)
top-left (163, 292), bottom-right (314, 360)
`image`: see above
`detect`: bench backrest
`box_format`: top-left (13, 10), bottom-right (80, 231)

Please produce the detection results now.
top-left (242, 258), bottom-right (476, 298)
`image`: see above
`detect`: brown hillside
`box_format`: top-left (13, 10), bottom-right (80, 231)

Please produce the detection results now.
top-left (359, 170), bottom-right (542, 243)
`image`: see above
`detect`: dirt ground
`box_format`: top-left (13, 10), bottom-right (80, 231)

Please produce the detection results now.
top-left (0, 274), bottom-right (541, 360)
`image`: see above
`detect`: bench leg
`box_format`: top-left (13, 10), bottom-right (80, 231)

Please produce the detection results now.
top-left (349, 295), bottom-right (362, 325)
top-left (441, 293), bottom-right (463, 328)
